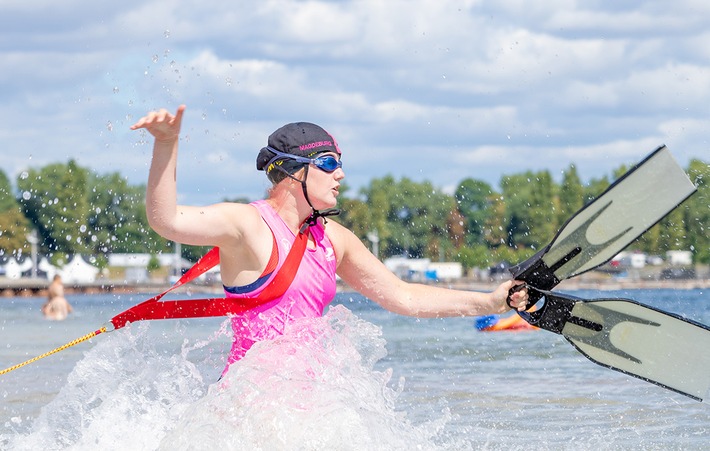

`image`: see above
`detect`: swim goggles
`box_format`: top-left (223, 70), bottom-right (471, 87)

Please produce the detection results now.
top-left (265, 146), bottom-right (342, 173)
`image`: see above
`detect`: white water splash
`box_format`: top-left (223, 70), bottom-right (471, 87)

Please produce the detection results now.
top-left (5, 306), bottom-right (457, 450)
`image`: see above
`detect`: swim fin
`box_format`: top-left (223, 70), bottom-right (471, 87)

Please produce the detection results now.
top-left (509, 145), bottom-right (697, 304)
top-left (520, 288), bottom-right (710, 401)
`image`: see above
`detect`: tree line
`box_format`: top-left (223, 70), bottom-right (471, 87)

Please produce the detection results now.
top-left (0, 157), bottom-right (708, 271)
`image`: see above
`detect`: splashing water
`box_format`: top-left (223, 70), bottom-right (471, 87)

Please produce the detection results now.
top-left (4, 306), bottom-right (456, 450)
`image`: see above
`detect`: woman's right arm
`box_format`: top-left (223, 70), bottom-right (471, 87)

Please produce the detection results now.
top-left (131, 105), bottom-right (251, 248)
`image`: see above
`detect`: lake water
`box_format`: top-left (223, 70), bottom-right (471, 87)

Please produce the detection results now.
top-left (1, 288), bottom-right (709, 450)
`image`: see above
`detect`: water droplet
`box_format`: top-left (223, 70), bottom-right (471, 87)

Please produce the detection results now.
top-left (152, 54), bottom-right (159, 63)
top-left (22, 191), bottom-right (31, 200)
top-left (113, 86), bottom-right (119, 94)
top-left (106, 121), bottom-right (113, 132)
top-left (80, 225), bottom-right (87, 233)
top-left (20, 171), bottom-right (28, 180)
top-left (164, 30), bottom-right (171, 38)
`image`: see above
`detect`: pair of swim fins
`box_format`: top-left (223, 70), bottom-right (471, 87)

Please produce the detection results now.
top-left (508, 145), bottom-right (710, 401)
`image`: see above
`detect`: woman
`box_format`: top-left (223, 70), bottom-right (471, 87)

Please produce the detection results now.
top-left (131, 105), bottom-right (528, 374)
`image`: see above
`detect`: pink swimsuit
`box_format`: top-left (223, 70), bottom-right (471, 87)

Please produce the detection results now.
top-left (222, 200), bottom-right (338, 372)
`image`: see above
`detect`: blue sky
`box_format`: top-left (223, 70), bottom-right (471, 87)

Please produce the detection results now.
top-left (1, 0), bottom-right (708, 205)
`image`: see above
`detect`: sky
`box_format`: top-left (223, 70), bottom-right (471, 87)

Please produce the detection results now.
top-left (1, 0), bottom-right (709, 206)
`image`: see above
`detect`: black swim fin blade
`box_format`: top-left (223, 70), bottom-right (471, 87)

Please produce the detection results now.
top-left (509, 146), bottom-right (697, 305)
top-left (521, 289), bottom-right (710, 401)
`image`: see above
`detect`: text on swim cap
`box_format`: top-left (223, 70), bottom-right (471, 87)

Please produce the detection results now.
top-left (300, 141), bottom-right (333, 151)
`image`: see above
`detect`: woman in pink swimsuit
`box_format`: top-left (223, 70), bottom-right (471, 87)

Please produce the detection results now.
top-left (131, 105), bottom-right (528, 374)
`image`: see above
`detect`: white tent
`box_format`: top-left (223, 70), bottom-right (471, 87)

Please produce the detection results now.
top-left (2, 257), bottom-right (33, 279)
top-left (60, 255), bottom-right (99, 284)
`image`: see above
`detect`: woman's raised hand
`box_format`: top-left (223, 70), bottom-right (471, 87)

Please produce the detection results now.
top-left (131, 105), bottom-right (186, 143)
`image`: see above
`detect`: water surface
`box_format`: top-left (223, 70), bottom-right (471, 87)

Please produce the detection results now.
top-left (1, 288), bottom-right (708, 450)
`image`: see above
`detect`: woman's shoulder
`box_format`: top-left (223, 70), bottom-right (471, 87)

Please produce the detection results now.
top-left (323, 219), bottom-right (360, 252)
top-left (204, 201), bottom-right (266, 239)
top-left (323, 218), bottom-right (348, 236)
top-left (213, 201), bottom-right (261, 219)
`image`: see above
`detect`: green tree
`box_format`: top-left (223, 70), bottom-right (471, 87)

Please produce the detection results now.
top-left (454, 178), bottom-right (495, 247)
top-left (500, 170), bottom-right (558, 250)
top-left (147, 254), bottom-right (161, 273)
top-left (584, 175), bottom-right (610, 205)
top-left (0, 208), bottom-right (31, 255)
top-left (0, 170), bottom-right (16, 212)
top-left (17, 160), bottom-right (90, 256)
top-left (654, 208), bottom-right (688, 252)
top-left (9, 155), bottom-right (705, 270)
top-left (500, 173), bottom-right (533, 248)
top-left (558, 164), bottom-right (584, 225)
top-left (446, 206), bottom-right (467, 250)
top-left (360, 176), bottom-right (454, 259)
top-left (0, 169), bottom-right (32, 254)
top-left (87, 172), bottom-right (169, 255)
top-left (317, 183), bottom-right (377, 257)
top-left (359, 176), bottom-right (396, 256)
top-left (483, 193), bottom-right (507, 248)
top-left (685, 159), bottom-right (710, 263)
top-left (351, 176), bottom-right (395, 254)
top-left (455, 244), bottom-right (490, 270)
top-left (528, 170), bottom-right (559, 246)
top-left (14, 161), bottom-right (177, 261)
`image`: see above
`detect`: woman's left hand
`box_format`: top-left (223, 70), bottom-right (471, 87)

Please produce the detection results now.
top-left (492, 280), bottom-right (529, 312)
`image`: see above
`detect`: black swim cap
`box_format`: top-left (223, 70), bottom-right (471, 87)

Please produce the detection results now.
top-left (256, 122), bottom-right (341, 184)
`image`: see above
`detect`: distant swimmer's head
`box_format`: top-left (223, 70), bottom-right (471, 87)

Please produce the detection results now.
top-left (256, 122), bottom-right (341, 184)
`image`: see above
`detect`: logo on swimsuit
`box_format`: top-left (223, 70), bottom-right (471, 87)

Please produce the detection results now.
top-left (324, 247), bottom-right (335, 262)
top-left (281, 238), bottom-right (292, 252)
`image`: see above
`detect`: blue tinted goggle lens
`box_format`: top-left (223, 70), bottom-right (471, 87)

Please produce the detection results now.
top-left (313, 155), bottom-right (342, 172)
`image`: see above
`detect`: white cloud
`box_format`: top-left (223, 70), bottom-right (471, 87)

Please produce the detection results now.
top-left (0, 0), bottom-right (708, 206)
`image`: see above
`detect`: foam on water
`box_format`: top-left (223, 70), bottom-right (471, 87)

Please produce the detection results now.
top-left (5, 306), bottom-right (459, 450)
top-left (6, 290), bottom-right (708, 449)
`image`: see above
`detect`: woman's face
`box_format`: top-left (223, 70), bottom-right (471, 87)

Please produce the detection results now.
top-left (303, 152), bottom-right (344, 210)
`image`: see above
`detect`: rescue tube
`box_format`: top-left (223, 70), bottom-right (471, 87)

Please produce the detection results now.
top-left (474, 313), bottom-right (538, 331)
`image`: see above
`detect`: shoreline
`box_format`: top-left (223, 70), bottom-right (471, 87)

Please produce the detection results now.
top-left (1, 275), bottom-right (708, 299)
top-left (430, 278), bottom-right (710, 292)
